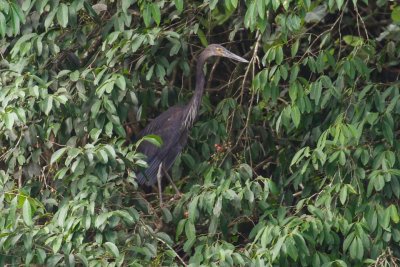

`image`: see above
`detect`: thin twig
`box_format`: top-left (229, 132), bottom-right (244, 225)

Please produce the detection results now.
top-left (220, 32), bottom-right (262, 167)
top-left (298, 5), bottom-right (346, 63)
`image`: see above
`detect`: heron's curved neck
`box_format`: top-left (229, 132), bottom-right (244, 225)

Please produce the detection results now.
top-left (184, 51), bottom-right (208, 128)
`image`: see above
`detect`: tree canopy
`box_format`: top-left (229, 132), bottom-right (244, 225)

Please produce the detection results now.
top-left (1, 0), bottom-right (400, 266)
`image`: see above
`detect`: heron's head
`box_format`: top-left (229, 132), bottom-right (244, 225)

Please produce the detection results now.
top-left (204, 44), bottom-right (249, 63)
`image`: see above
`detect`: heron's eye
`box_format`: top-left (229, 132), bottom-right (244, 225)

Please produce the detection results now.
top-left (216, 47), bottom-right (223, 55)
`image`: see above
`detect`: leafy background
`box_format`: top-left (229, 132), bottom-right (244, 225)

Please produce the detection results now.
top-left (1, 0), bottom-right (400, 266)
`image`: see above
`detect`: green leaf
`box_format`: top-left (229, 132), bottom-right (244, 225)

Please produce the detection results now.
top-left (0, 12), bottom-right (5, 37)
top-left (232, 253), bottom-right (245, 266)
top-left (105, 121), bottom-right (113, 136)
top-left (57, 3), bottom-right (68, 27)
top-left (271, 236), bottom-right (285, 260)
top-left (392, 6), bottom-right (400, 23)
top-left (156, 232), bottom-right (173, 246)
top-left (379, 208), bottom-right (391, 229)
top-left (349, 237), bottom-right (358, 259)
top-left (231, 0), bottom-right (238, 8)
top-left (97, 149), bottom-right (108, 163)
top-left (290, 64), bottom-right (300, 82)
top-left (170, 41), bottom-right (181, 56)
top-left (146, 65), bottom-right (154, 81)
top-left (256, 0), bottom-right (265, 19)
top-left (94, 68), bottom-right (107, 86)
top-left (310, 81), bottom-right (322, 105)
top-left (293, 234), bottom-right (309, 255)
top-left (260, 227), bottom-right (271, 248)
top-left (185, 221), bottom-right (196, 243)
top-left (305, 5), bottom-right (327, 23)
top-left (104, 242), bottom-right (119, 258)
top-left (11, 7), bottom-right (20, 35)
top-left (48, 253), bottom-right (63, 265)
top-left (188, 196), bottom-right (199, 223)
top-left (243, 1), bottom-right (255, 28)
top-left (349, 237), bottom-right (363, 260)
top-left (174, 0), bottom-right (183, 12)
top-left (356, 236), bottom-right (364, 259)
top-left (291, 106), bottom-right (301, 127)
top-left (156, 64), bottom-right (166, 84)
top-left (11, 2), bottom-right (25, 23)
top-left (290, 147), bottom-right (310, 166)
top-left (336, 0), bottom-right (344, 9)
top-left (44, 6), bottom-right (58, 30)
top-left (113, 210), bottom-right (135, 224)
top-left (286, 237), bottom-right (298, 261)
top-left (389, 204), bottom-right (399, 223)
top-left (197, 28), bottom-right (208, 47)
top-left (115, 74), bottom-right (126, 90)
top-left (95, 212), bottom-right (110, 228)
top-left (183, 237), bottom-right (195, 253)
top-left (139, 135), bottom-right (163, 147)
top-left (103, 98), bottom-right (116, 114)
top-left (151, 3), bottom-right (161, 25)
top-left (43, 96), bottom-right (53, 115)
top-left (339, 151), bottom-right (346, 166)
top-left (14, 108), bottom-right (26, 123)
top-left (122, 0), bottom-right (134, 11)
top-left (374, 175), bottom-right (385, 191)
top-left (161, 208), bottom-right (172, 223)
top-left (51, 147), bottom-right (67, 164)
top-left (23, 198), bottom-right (33, 226)
top-left (0, 1), bottom-right (10, 13)
top-left (22, 0), bottom-right (31, 11)
top-left (343, 231), bottom-right (355, 252)
top-left (83, 1), bottom-right (100, 21)
top-left (70, 70), bottom-right (80, 82)
top-left (96, 80), bottom-right (115, 96)
top-left (131, 35), bottom-right (145, 52)
top-left (382, 119), bottom-right (394, 145)
top-left (103, 145), bottom-right (116, 161)
top-left (279, 65), bottom-right (288, 80)
top-left (57, 205), bottom-right (68, 227)
top-left (291, 39), bottom-right (299, 57)
top-left (143, 4), bottom-right (151, 27)
top-left (209, 0), bottom-right (218, 10)
top-left (213, 197), bottom-right (222, 217)
top-left (4, 112), bottom-right (15, 130)
top-left (275, 46), bottom-right (283, 65)
top-left (76, 253), bottom-right (88, 266)
top-left (339, 185), bottom-right (347, 205)
top-left (36, 248), bottom-right (46, 264)
top-left (176, 219), bottom-right (186, 240)
top-left (91, 100), bottom-right (102, 118)
top-left (343, 35), bottom-right (364, 47)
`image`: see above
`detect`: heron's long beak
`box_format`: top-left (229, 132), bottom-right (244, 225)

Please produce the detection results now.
top-left (223, 50), bottom-right (249, 63)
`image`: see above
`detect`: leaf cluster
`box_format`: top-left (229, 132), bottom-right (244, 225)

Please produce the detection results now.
top-left (1, 0), bottom-right (400, 266)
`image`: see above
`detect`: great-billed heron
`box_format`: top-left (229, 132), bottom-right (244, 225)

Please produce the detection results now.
top-left (136, 44), bottom-right (248, 204)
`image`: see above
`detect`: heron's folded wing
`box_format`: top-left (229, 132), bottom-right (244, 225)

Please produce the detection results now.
top-left (136, 106), bottom-right (185, 138)
top-left (135, 106), bottom-right (188, 186)
top-left (136, 129), bottom-right (188, 186)
top-left (136, 157), bottom-right (162, 186)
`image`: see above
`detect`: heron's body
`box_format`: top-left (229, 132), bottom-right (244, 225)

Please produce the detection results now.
top-left (136, 44), bottom-right (248, 187)
top-left (136, 106), bottom-right (188, 185)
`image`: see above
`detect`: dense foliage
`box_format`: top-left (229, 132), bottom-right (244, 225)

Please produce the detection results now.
top-left (1, 0), bottom-right (400, 265)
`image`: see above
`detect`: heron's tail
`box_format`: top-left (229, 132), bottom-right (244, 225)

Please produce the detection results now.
top-left (136, 172), bottom-right (153, 187)
top-left (136, 156), bottom-right (162, 186)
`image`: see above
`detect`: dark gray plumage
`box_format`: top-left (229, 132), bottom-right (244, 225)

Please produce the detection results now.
top-left (136, 44), bottom-right (248, 186)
